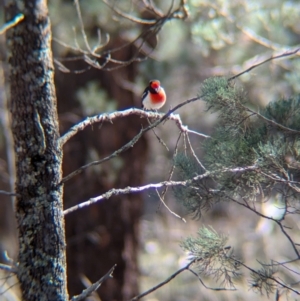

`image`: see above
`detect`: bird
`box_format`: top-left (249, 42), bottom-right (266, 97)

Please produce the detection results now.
top-left (141, 80), bottom-right (166, 110)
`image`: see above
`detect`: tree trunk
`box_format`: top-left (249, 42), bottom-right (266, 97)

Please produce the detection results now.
top-left (5, 1), bottom-right (68, 300)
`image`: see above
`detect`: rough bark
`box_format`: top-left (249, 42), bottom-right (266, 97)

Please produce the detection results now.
top-left (5, 1), bottom-right (68, 300)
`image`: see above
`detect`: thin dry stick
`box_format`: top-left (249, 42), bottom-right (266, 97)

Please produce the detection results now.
top-left (228, 196), bottom-right (300, 258)
top-left (74, 0), bottom-right (92, 53)
top-left (228, 48), bottom-right (300, 81)
top-left (233, 258), bottom-right (300, 295)
top-left (155, 189), bottom-right (186, 222)
top-left (208, 2), bottom-right (289, 53)
top-left (60, 109), bottom-right (206, 184)
top-left (70, 265), bottom-right (116, 301)
top-left (130, 259), bottom-right (197, 301)
top-left (59, 108), bottom-right (206, 146)
top-left (156, 132), bottom-right (182, 213)
top-left (0, 263), bottom-right (17, 274)
top-left (60, 128), bottom-right (144, 184)
top-left (102, 0), bottom-right (156, 25)
top-left (186, 133), bottom-right (206, 171)
top-left (242, 105), bottom-right (300, 135)
top-left (54, 0), bottom-right (188, 72)
top-left (63, 165), bottom-right (258, 215)
top-left (0, 190), bottom-right (16, 196)
top-left (187, 268), bottom-right (236, 291)
top-left (147, 117), bottom-right (169, 151)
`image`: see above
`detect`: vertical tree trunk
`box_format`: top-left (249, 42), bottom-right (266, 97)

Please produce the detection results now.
top-left (5, 1), bottom-right (68, 300)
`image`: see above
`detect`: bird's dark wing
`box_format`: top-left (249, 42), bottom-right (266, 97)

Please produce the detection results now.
top-left (141, 86), bottom-right (149, 108)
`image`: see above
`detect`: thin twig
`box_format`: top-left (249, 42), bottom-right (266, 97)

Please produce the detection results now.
top-left (59, 107), bottom-right (207, 184)
top-left (234, 258), bottom-right (300, 295)
top-left (0, 190), bottom-right (17, 196)
top-left (54, 0), bottom-right (188, 72)
top-left (74, 0), bottom-right (92, 53)
top-left (242, 105), bottom-right (300, 135)
top-left (147, 117), bottom-right (169, 151)
top-left (186, 133), bottom-right (207, 171)
top-left (70, 265), bottom-right (116, 301)
top-left (60, 128), bottom-right (144, 184)
top-left (155, 189), bottom-right (186, 222)
top-left (59, 108), bottom-right (207, 146)
top-left (156, 132), bottom-right (182, 213)
top-left (130, 259), bottom-right (197, 300)
top-left (102, 0), bottom-right (156, 25)
top-left (63, 165), bottom-right (258, 215)
top-left (0, 263), bottom-right (17, 274)
top-left (228, 48), bottom-right (300, 81)
top-left (187, 268), bottom-right (236, 291)
top-left (228, 197), bottom-right (300, 258)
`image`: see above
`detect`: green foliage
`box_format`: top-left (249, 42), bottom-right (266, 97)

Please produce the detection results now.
top-left (249, 265), bottom-right (277, 297)
top-left (200, 77), bottom-right (248, 135)
top-left (175, 78), bottom-right (300, 216)
top-left (181, 226), bottom-right (240, 287)
top-left (173, 154), bottom-right (215, 218)
top-left (263, 95), bottom-right (300, 130)
top-left (188, 0), bottom-right (300, 98)
top-left (203, 80), bottom-right (300, 199)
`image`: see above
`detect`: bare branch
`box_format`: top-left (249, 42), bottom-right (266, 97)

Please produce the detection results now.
top-left (59, 108), bottom-right (208, 184)
top-left (228, 48), bottom-right (300, 81)
top-left (63, 165), bottom-right (258, 215)
top-left (70, 265), bottom-right (116, 301)
top-left (155, 189), bottom-right (186, 222)
top-left (275, 222), bottom-right (300, 259)
top-left (147, 117), bottom-right (169, 151)
top-left (258, 170), bottom-right (300, 194)
top-left (186, 133), bottom-right (207, 171)
top-left (0, 190), bottom-right (17, 196)
top-left (60, 127), bottom-right (144, 184)
top-left (59, 107), bottom-right (208, 147)
top-left (102, 0), bottom-right (157, 25)
top-left (234, 259), bottom-right (300, 295)
top-left (53, 0), bottom-right (189, 72)
top-left (208, 2), bottom-right (294, 53)
top-left (187, 268), bottom-right (236, 291)
top-left (228, 197), bottom-right (300, 258)
top-left (0, 263), bottom-right (17, 274)
top-left (242, 104), bottom-right (300, 135)
top-left (130, 259), bottom-right (197, 301)
top-left (259, 259), bottom-right (300, 277)
top-left (156, 132), bottom-right (183, 213)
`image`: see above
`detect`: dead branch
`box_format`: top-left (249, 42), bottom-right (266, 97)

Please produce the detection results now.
top-left (63, 165), bottom-right (258, 215)
top-left (70, 265), bottom-right (116, 301)
top-left (54, 0), bottom-right (189, 72)
top-left (59, 108), bottom-right (208, 184)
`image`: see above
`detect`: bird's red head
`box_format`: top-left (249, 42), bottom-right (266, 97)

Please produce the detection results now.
top-left (150, 80), bottom-right (160, 91)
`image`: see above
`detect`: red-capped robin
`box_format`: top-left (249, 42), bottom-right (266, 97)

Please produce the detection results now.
top-left (141, 80), bottom-right (166, 110)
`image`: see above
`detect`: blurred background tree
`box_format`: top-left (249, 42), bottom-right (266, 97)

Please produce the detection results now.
top-left (0, 0), bottom-right (299, 300)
